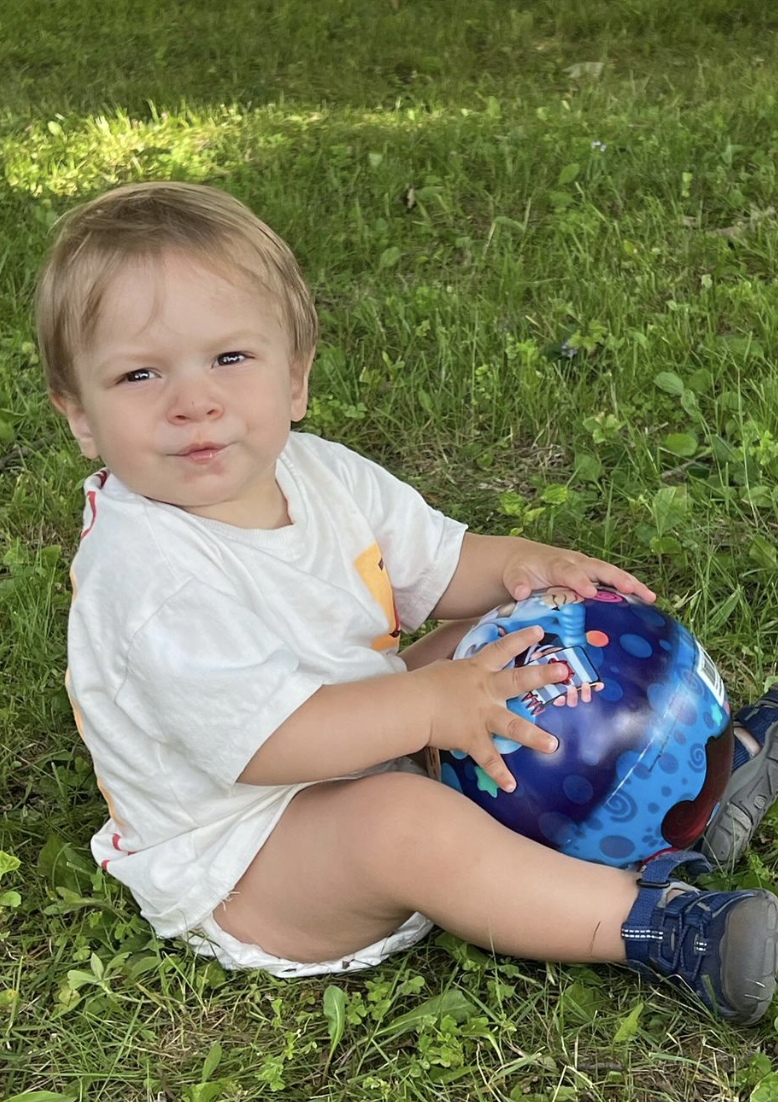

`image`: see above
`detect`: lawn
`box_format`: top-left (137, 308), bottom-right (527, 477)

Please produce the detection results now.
top-left (3, 0), bottom-right (778, 1098)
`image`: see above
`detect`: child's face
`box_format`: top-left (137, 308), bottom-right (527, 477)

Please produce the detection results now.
top-left (54, 251), bottom-right (311, 528)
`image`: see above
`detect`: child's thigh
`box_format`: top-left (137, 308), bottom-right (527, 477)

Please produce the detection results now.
top-left (215, 770), bottom-right (442, 963)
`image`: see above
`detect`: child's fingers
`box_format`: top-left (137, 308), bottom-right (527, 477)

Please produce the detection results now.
top-left (468, 712), bottom-right (558, 793)
top-left (494, 656), bottom-right (569, 699)
top-left (576, 559), bottom-right (656, 603)
top-left (467, 738), bottom-right (518, 793)
top-left (478, 624), bottom-right (544, 669)
top-left (618, 575), bottom-right (656, 602)
top-left (488, 707), bottom-right (559, 756)
top-left (545, 561), bottom-right (598, 598)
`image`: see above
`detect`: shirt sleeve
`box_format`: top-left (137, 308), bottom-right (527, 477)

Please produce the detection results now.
top-left (114, 578), bottom-right (322, 786)
top-left (322, 439), bottom-right (468, 631)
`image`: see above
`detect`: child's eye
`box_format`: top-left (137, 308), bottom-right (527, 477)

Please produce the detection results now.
top-left (216, 351), bottom-right (247, 366)
top-left (121, 368), bottom-right (154, 384)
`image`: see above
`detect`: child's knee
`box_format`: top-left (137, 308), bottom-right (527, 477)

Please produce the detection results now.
top-left (351, 770), bottom-right (471, 862)
top-left (345, 771), bottom-right (432, 847)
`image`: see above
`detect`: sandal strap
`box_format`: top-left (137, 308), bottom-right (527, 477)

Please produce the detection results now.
top-left (735, 685), bottom-right (778, 736)
top-left (622, 849), bottom-right (711, 968)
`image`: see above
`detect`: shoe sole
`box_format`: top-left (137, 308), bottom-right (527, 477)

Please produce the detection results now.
top-left (698, 719), bottom-right (778, 868)
top-left (721, 890), bottom-right (778, 1024)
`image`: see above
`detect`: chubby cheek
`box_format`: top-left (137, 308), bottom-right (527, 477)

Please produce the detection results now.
top-left (246, 386), bottom-right (294, 436)
top-left (94, 409), bottom-right (152, 467)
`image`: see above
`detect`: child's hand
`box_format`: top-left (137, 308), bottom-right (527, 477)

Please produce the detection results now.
top-left (416, 625), bottom-right (569, 794)
top-left (504, 544), bottom-right (656, 605)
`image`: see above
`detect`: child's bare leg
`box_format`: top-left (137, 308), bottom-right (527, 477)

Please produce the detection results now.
top-left (216, 771), bottom-right (638, 964)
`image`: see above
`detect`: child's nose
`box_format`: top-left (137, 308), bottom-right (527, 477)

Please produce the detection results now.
top-left (168, 377), bottom-right (223, 422)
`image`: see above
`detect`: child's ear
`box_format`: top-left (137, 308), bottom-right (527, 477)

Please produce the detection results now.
top-left (290, 349), bottom-right (314, 423)
top-left (49, 393), bottom-right (100, 460)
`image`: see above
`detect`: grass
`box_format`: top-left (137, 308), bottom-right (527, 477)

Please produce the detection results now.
top-left (4, 0), bottom-right (778, 1098)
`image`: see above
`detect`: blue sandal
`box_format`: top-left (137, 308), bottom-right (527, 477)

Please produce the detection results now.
top-left (622, 849), bottom-right (778, 1024)
top-left (699, 686), bottom-right (778, 867)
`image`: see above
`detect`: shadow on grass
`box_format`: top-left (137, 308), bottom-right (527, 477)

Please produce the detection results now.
top-left (0, 0), bottom-right (777, 123)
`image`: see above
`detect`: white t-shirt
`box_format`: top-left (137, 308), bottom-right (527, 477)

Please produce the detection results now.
top-left (65, 431), bottom-right (467, 937)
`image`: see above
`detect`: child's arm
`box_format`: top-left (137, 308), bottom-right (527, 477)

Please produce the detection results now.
top-left (240, 535), bottom-right (654, 790)
top-left (398, 530), bottom-right (655, 671)
top-left (399, 618), bottom-right (479, 671)
top-left (429, 532), bottom-right (656, 619)
top-left (238, 626), bottom-right (567, 791)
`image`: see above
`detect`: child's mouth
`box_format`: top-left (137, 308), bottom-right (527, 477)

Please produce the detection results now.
top-left (175, 444), bottom-right (227, 464)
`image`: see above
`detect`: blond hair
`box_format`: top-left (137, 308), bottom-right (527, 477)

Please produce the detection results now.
top-left (36, 181), bottom-right (318, 401)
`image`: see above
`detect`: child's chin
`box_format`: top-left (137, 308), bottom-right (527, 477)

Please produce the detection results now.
top-left (140, 490), bottom-right (221, 511)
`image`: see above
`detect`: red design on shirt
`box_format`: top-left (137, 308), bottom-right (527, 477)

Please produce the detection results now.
top-left (80, 470), bottom-right (110, 539)
top-left (81, 491), bottom-right (98, 539)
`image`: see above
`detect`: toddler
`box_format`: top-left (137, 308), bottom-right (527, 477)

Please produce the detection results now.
top-left (37, 181), bottom-right (778, 1024)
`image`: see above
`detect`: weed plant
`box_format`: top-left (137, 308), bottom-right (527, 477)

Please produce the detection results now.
top-left (3, 1), bottom-right (778, 1099)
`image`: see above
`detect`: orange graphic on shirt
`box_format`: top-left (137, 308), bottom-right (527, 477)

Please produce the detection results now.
top-left (64, 667), bottom-right (85, 740)
top-left (354, 543), bottom-right (401, 652)
top-left (68, 526), bottom-right (132, 868)
top-left (66, 568), bottom-right (129, 865)
top-left (65, 669), bottom-right (126, 829)
top-left (96, 777), bottom-right (127, 828)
